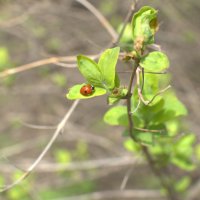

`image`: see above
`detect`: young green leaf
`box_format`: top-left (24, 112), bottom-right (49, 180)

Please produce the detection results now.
top-left (174, 134), bottom-right (196, 158)
top-left (98, 47), bottom-right (120, 89)
top-left (104, 106), bottom-right (128, 126)
top-left (124, 139), bottom-right (141, 153)
top-left (104, 105), bottom-right (142, 126)
top-left (175, 176), bottom-right (191, 192)
top-left (123, 129), bottom-right (154, 145)
top-left (171, 156), bottom-right (195, 171)
top-left (77, 55), bottom-right (103, 87)
top-left (131, 6), bottom-right (158, 45)
top-left (66, 84), bottom-right (106, 100)
top-left (107, 96), bottom-right (121, 105)
top-left (115, 72), bottom-right (120, 88)
top-left (135, 131), bottom-right (154, 145)
top-left (152, 91), bottom-right (188, 124)
top-left (140, 51), bottom-right (169, 71)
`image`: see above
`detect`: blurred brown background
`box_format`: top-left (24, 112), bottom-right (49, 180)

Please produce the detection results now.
top-left (0, 0), bottom-right (199, 199)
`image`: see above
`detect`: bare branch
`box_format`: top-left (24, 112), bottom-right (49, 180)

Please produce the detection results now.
top-left (120, 167), bottom-right (133, 190)
top-left (114, 0), bottom-right (138, 45)
top-left (55, 189), bottom-right (163, 200)
top-left (76, 0), bottom-right (118, 41)
top-left (0, 156), bottom-right (141, 173)
top-left (0, 2), bottom-right (48, 28)
top-left (0, 54), bottom-right (100, 78)
top-left (0, 100), bottom-right (80, 192)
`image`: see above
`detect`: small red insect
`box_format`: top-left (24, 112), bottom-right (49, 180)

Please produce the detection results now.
top-left (80, 84), bottom-right (95, 96)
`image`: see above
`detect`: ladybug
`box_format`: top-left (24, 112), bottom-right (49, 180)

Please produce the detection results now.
top-left (80, 84), bottom-right (95, 96)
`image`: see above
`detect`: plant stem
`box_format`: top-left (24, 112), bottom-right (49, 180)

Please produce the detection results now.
top-left (114, 0), bottom-right (138, 46)
top-left (141, 146), bottom-right (179, 200)
top-left (126, 59), bottom-right (139, 141)
top-left (126, 60), bottom-right (179, 200)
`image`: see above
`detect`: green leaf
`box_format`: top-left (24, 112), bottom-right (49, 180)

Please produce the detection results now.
top-left (174, 134), bottom-right (196, 158)
top-left (165, 120), bottom-right (180, 136)
top-left (77, 55), bottom-right (103, 87)
top-left (98, 47), bottom-right (120, 89)
top-left (175, 176), bottom-right (191, 192)
top-left (152, 91), bottom-right (188, 124)
top-left (115, 72), bottom-right (120, 88)
top-left (171, 134), bottom-right (196, 171)
top-left (163, 92), bottom-right (188, 117)
top-left (135, 130), bottom-right (154, 145)
top-left (124, 139), bottom-right (141, 152)
top-left (104, 106), bottom-right (128, 126)
top-left (171, 156), bottom-right (195, 171)
top-left (66, 83), bottom-right (106, 100)
top-left (107, 96), bottom-right (121, 105)
top-left (140, 51), bottom-right (169, 71)
top-left (131, 6), bottom-right (158, 45)
top-left (133, 71), bottom-right (171, 107)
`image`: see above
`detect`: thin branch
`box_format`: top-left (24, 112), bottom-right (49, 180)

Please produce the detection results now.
top-left (147, 85), bottom-right (171, 105)
top-left (134, 127), bottom-right (164, 133)
top-left (120, 167), bottom-right (133, 190)
top-left (55, 189), bottom-right (163, 200)
top-left (76, 0), bottom-right (118, 41)
top-left (126, 59), bottom-right (139, 141)
top-left (54, 62), bottom-right (77, 68)
top-left (0, 100), bottom-right (80, 193)
top-left (144, 71), bottom-right (168, 74)
top-left (131, 98), bottom-right (141, 114)
top-left (0, 156), bottom-right (140, 173)
top-left (0, 54), bottom-right (100, 78)
top-left (147, 43), bottom-right (162, 51)
top-left (141, 146), bottom-right (179, 200)
top-left (118, 70), bottom-right (168, 74)
top-left (136, 67), bottom-right (171, 105)
top-left (0, 2), bottom-right (48, 28)
top-left (21, 121), bottom-right (57, 130)
top-left (114, 0), bottom-right (138, 45)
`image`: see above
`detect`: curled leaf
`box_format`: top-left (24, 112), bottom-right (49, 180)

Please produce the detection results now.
top-left (132, 6), bottom-right (158, 45)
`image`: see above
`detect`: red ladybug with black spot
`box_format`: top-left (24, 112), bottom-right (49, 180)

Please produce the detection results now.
top-left (80, 84), bottom-right (95, 96)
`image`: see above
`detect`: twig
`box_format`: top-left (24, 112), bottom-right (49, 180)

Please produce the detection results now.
top-left (120, 167), bottom-right (133, 190)
top-left (118, 70), bottom-right (168, 74)
top-left (136, 67), bottom-right (171, 105)
top-left (0, 156), bottom-right (140, 173)
top-left (146, 85), bottom-right (171, 105)
top-left (141, 146), bottom-right (179, 200)
top-left (134, 127), bottom-right (164, 133)
top-left (114, 0), bottom-right (138, 46)
top-left (55, 189), bottom-right (163, 200)
top-left (0, 54), bottom-right (100, 78)
top-left (0, 2), bottom-right (48, 28)
top-left (21, 121), bottom-right (57, 130)
top-left (0, 100), bottom-right (80, 192)
top-left (126, 59), bottom-right (139, 141)
top-left (144, 71), bottom-right (168, 74)
top-left (76, 0), bottom-right (118, 41)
